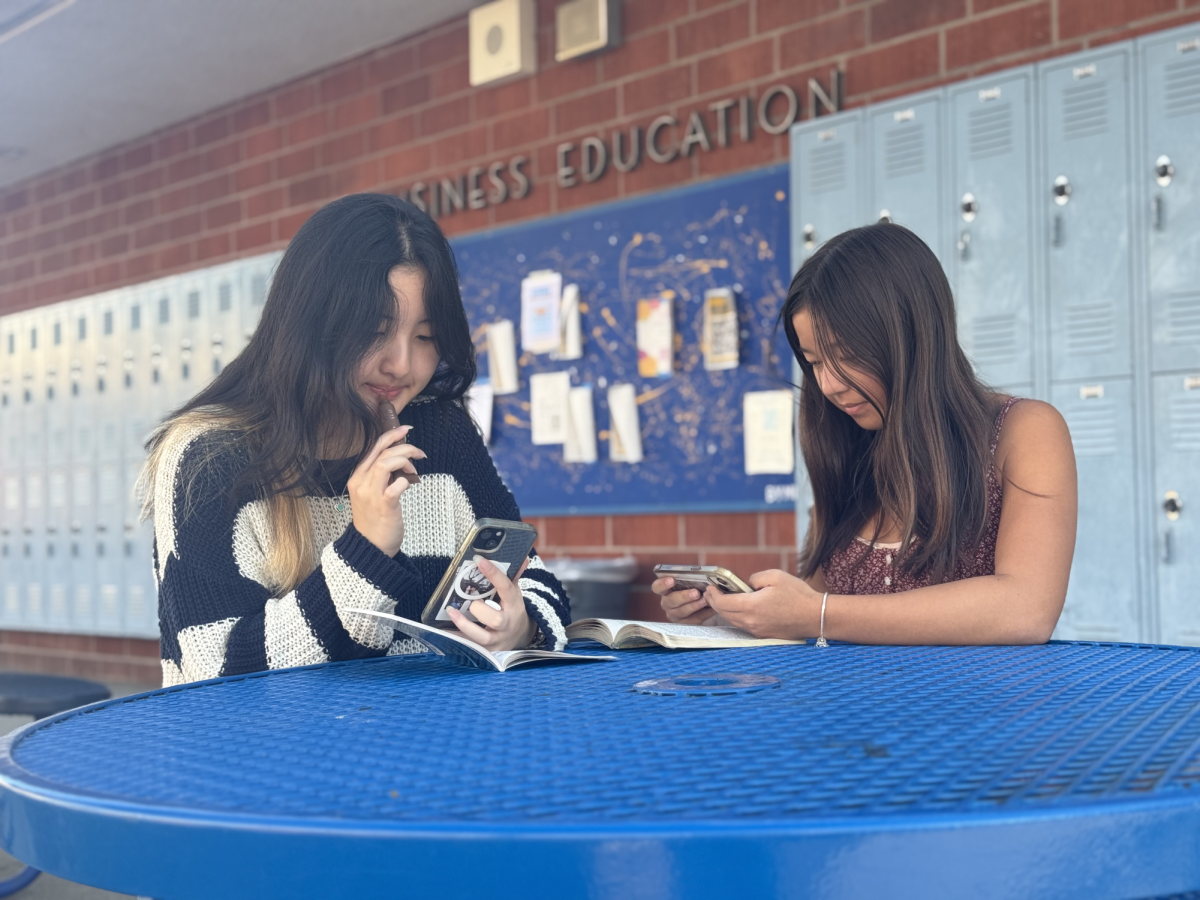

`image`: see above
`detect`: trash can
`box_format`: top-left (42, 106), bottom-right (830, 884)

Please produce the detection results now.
top-left (544, 556), bottom-right (639, 620)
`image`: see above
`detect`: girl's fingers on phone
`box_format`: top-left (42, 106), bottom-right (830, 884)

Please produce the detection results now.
top-left (651, 577), bottom-right (675, 595)
top-left (466, 600), bottom-right (503, 630)
top-left (446, 606), bottom-right (496, 646)
top-left (661, 588), bottom-right (702, 610)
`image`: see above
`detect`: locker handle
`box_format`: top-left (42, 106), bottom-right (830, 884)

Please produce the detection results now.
top-left (957, 229), bottom-right (971, 259)
top-left (1153, 194), bottom-right (1164, 231)
top-left (1155, 154), bottom-right (1174, 187)
top-left (1052, 214), bottom-right (1064, 247)
top-left (1162, 529), bottom-right (1173, 564)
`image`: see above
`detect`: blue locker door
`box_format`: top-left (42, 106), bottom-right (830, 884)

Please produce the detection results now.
top-left (1140, 27), bottom-right (1200, 373)
top-left (869, 91), bottom-right (944, 261)
top-left (1153, 373), bottom-right (1200, 646)
top-left (789, 111), bottom-right (863, 271)
top-left (1041, 49), bottom-right (1134, 381)
top-left (949, 71), bottom-right (1036, 389)
top-left (1052, 378), bottom-right (1141, 642)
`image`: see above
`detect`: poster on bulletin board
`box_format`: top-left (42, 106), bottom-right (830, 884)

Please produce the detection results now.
top-left (451, 164), bottom-right (796, 516)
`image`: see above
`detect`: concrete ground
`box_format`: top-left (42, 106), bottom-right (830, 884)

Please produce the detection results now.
top-left (0, 680), bottom-right (156, 900)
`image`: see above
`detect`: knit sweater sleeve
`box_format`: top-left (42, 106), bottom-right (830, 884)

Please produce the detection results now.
top-left (153, 426), bottom-right (422, 686)
top-left (418, 401), bottom-right (572, 650)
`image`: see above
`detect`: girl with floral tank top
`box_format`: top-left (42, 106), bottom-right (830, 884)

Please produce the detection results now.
top-left (654, 223), bottom-right (1078, 645)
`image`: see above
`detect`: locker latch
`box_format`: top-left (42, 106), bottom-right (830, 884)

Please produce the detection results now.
top-left (1164, 490), bottom-right (1182, 521)
top-left (960, 193), bottom-right (978, 222)
top-left (1154, 155), bottom-right (1174, 187)
top-left (1053, 175), bottom-right (1071, 205)
top-left (803, 224), bottom-right (817, 251)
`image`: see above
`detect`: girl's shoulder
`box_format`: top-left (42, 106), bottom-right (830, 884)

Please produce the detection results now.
top-left (993, 397), bottom-right (1073, 474)
top-left (148, 417), bottom-right (255, 515)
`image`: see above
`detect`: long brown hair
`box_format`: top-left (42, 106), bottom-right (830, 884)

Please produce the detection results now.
top-left (781, 223), bottom-right (999, 585)
top-left (141, 193), bottom-right (476, 593)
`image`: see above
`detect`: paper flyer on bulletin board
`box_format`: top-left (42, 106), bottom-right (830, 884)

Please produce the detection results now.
top-left (452, 165), bottom-right (796, 516)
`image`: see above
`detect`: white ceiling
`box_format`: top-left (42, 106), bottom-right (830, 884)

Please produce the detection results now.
top-left (0, 0), bottom-right (479, 189)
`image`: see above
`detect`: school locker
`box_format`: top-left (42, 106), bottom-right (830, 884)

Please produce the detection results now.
top-left (1152, 373), bottom-right (1200, 646)
top-left (1139, 29), bottom-right (1200, 374)
top-left (1052, 378), bottom-right (1142, 642)
top-left (1041, 48), bottom-right (1136, 382)
top-left (948, 71), bottom-right (1039, 391)
top-left (789, 111), bottom-right (864, 267)
top-left (868, 91), bottom-right (946, 260)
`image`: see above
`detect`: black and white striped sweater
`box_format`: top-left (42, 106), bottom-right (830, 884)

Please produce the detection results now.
top-left (151, 398), bottom-right (571, 687)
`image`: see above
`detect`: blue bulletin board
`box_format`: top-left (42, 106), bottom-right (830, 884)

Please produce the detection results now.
top-left (452, 164), bottom-right (795, 516)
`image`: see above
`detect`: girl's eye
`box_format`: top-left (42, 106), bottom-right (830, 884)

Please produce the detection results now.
top-left (416, 334), bottom-right (435, 343)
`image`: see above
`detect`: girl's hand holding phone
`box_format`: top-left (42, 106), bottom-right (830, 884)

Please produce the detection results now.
top-left (348, 424), bottom-right (426, 557)
top-left (445, 555), bottom-right (536, 650)
top-left (705, 569), bottom-right (822, 641)
top-left (652, 576), bottom-right (717, 625)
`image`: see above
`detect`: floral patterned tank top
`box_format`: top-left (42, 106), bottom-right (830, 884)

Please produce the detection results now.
top-left (821, 397), bottom-right (1022, 596)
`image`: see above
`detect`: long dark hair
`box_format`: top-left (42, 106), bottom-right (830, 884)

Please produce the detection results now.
top-left (781, 223), bottom-right (999, 585)
top-left (143, 193), bottom-right (475, 590)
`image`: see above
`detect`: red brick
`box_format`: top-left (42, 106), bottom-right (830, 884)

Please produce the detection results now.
top-left (431, 59), bottom-right (470, 98)
top-left (194, 115), bottom-right (230, 147)
top-left (40, 250), bottom-right (68, 273)
top-left (623, 65), bottom-right (692, 115)
top-left (39, 201), bottom-right (65, 226)
top-left (381, 145), bottom-right (433, 182)
top-left (275, 82), bottom-right (317, 118)
top-left (369, 114), bottom-right (417, 152)
top-left (125, 252), bottom-right (155, 280)
top-left (869, 0), bottom-right (964, 43)
top-left (276, 207), bottom-right (317, 242)
top-left (845, 34), bottom-right (940, 97)
top-left (557, 171), bottom-right (621, 209)
top-left (329, 160), bottom-right (382, 195)
top-left (1087, 11), bottom-right (1200, 46)
top-left (432, 126), bottom-right (489, 167)
top-left (122, 199), bottom-right (155, 226)
top-left (684, 512), bottom-right (760, 546)
top-left (288, 174), bottom-right (331, 207)
top-left (755, 0), bottom-right (839, 33)
top-left (534, 59), bottom-right (599, 102)
top-left (1059, 0), bottom-right (1176, 39)
top-left (236, 221), bottom-right (274, 252)
top-left (609, 514), bottom-right (680, 547)
top-left (763, 511), bottom-right (796, 547)
top-left (94, 261), bottom-right (121, 285)
top-left (556, 88), bottom-right (617, 135)
top-left (419, 97), bottom-right (471, 137)
top-left (625, 0), bottom-right (690, 35)
top-left (628, 551), bottom-right (700, 585)
top-left (696, 129), bottom-right (780, 175)
top-left (368, 46), bottom-right (415, 85)
top-left (319, 132), bottom-right (366, 167)
top-left (277, 147), bottom-right (317, 179)
top-left (475, 79), bottom-right (531, 118)
top-left (92, 154), bottom-right (120, 182)
top-left (121, 142), bottom-right (154, 171)
top-left (156, 129), bottom-right (190, 159)
top-left (99, 180), bottom-right (128, 206)
top-left (99, 234), bottom-right (128, 257)
top-left (133, 221), bottom-right (168, 250)
top-left (320, 64), bottom-right (364, 102)
top-left (677, 5), bottom-right (751, 58)
top-left (32, 177), bottom-right (59, 202)
top-left (697, 37), bottom-right (775, 94)
top-left (702, 550), bottom-right (786, 581)
top-left (382, 75), bottom-right (431, 113)
top-left (205, 200), bottom-right (242, 229)
top-left (286, 111), bottom-right (329, 145)
top-left (493, 108), bottom-right (550, 151)
top-left (232, 100), bottom-right (271, 133)
top-left (334, 94), bottom-right (380, 131)
top-left (195, 174), bottom-right (231, 204)
top-left (202, 141), bottom-right (241, 174)
top-left (416, 23), bottom-right (468, 68)
top-left (158, 185), bottom-right (192, 215)
top-left (128, 167), bottom-right (164, 196)
top-left (780, 10), bottom-right (867, 69)
top-left (540, 516), bottom-right (607, 548)
top-left (246, 187), bottom-right (285, 219)
top-left (245, 126), bottom-right (284, 160)
top-left (166, 154), bottom-right (203, 185)
top-left (167, 212), bottom-right (202, 240)
top-left (628, 592), bottom-right (670, 622)
top-left (946, 3), bottom-right (1051, 71)
top-left (430, 204), bottom-right (490, 236)
top-left (235, 161), bottom-right (273, 193)
top-left (973, 0), bottom-right (1026, 10)
top-left (196, 233), bottom-right (230, 261)
top-left (601, 30), bottom-right (670, 81)
top-left (158, 242), bottom-right (193, 269)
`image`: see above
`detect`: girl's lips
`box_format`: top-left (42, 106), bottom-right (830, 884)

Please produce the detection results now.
top-left (842, 401), bottom-right (867, 415)
top-left (367, 384), bottom-right (405, 400)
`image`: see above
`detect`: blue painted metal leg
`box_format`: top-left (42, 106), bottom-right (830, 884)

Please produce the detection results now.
top-left (0, 866), bottom-right (40, 896)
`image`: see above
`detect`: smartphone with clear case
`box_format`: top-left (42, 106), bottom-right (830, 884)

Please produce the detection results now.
top-left (422, 518), bottom-right (537, 627)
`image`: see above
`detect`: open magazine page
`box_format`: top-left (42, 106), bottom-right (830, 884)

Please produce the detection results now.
top-left (349, 609), bottom-right (614, 671)
top-left (565, 618), bottom-right (805, 649)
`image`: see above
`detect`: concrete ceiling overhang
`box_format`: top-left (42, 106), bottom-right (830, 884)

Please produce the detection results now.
top-left (0, 0), bottom-right (479, 190)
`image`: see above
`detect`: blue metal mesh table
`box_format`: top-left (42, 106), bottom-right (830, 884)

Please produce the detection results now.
top-left (1, 641), bottom-right (1200, 899)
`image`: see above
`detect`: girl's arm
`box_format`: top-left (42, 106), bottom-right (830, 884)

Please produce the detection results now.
top-left (156, 430), bottom-right (422, 685)
top-left (709, 400), bottom-right (1077, 644)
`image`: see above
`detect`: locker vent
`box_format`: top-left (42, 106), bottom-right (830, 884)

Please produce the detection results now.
top-left (968, 103), bottom-right (1013, 160)
top-left (1167, 295), bottom-right (1200, 342)
top-left (1170, 394), bottom-right (1200, 451)
top-left (1067, 401), bottom-right (1118, 456)
top-left (1062, 82), bottom-right (1109, 139)
top-left (1165, 57), bottom-right (1200, 117)
top-left (885, 123), bottom-right (925, 177)
top-left (1065, 303), bottom-right (1116, 356)
top-left (970, 314), bottom-right (1018, 365)
top-left (50, 584), bottom-right (67, 623)
top-left (808, 143), bottom-right (845, 194)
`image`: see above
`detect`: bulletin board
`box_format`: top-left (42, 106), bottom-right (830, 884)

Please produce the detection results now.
top-left (452, 164), bottom-right (795, 516)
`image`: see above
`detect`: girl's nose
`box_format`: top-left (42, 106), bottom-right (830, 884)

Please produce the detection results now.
top-left (379, 339), bottom-right (409, 377)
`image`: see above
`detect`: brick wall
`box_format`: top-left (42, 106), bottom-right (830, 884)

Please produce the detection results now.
top-left (2, 0), bottom-right (1198, 680)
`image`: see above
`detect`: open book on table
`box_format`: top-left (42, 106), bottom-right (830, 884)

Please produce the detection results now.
top-left (565, 618), bottom-right (807, 650)
top-left (349, 609), bottom-right (615, 672)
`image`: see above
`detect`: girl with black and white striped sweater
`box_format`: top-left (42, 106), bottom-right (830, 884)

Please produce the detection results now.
top-left (142, 194), bottom-right (570, 687)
